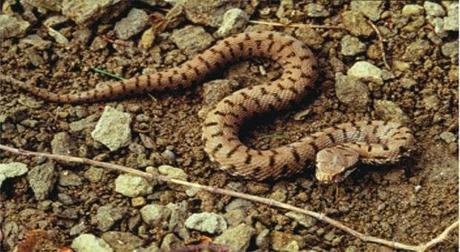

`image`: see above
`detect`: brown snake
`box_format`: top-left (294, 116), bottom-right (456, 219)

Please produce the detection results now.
top-left (1, 31), bottom-right (415, 182)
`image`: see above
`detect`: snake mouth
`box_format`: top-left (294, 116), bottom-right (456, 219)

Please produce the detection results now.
top-left (315, 166), bottom-right (358, 184)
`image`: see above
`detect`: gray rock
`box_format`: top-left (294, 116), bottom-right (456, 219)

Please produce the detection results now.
top-left (399, 77), bottom-right (417, 89)
top-left (140, 204), bottom-right (172, 226)
top-left (271, 231), bottom-right (305, 251)
top-left (161, 149), bottom-right (177, 163)
top-left (84, 167), bottom-right (104, 182)
top-left (114, 8), bottom-right (149, 40)
top-left (402, 4), bottom-right (424, 16)
top-left (340, 35), bottom-right (366, 56)
top-left (424, 1), bottom-right (446, 17)
top-left (70, 221), bottom-right (88, 236)
top-left (158, 165), bottom-right (187, 180)
top-left (114, 174), bottom-right (153, 197)
top-left (71, 233), bottom-right (113, 252)
top-left (171, 25), bottom-right (215, 56)
top-left (185, 212), bottom-right (227, 234)
top-left (44, 15), bottom-right (70, 27)
top-left (347, 61), bottom-right (383, 85)
top-left (216, 8), bottom-right (249, 37)
top-left (441, 41), bottom-right (458, 58)
top-left (0, 15), bottom-right (30, 40)
top-left (440, 132), bottom-right (456, 144)
top-left (374, 100), bottom-right (409, 124)
top-left (335, 73), bottom-right (369, 111)
top-left (91, 106), bottom-right (132, 151)
top-left (341, 10), bottom-right (374, 37)
top-left (276, 0), bottom-right (294, 19)
top-left (134, 242), bottom-right (160, 252)
top-left (51, 132), bottom-right (77, 158)
top-left (225, 199), bottom-right (253, 212)
top-left (62, 0), bottom-right (129, 26)
top-left (59, 171), bottom-right (83, 186)
top-left (21, 35), bottom-right (52, 50)
top-left (95, 205), bottom-right (127, 231)
top-left (25, 0), bottom-right (62, 12)
top-left (423, 95), bottom-right (440, 109)
top-left (255, 228), bottom-right (270, 249)
top-left (160, 233), bottom-right (184, 251)
top-left (27, 162), bottom-right (56, 200)
top-left (350, 0), bottom-right (384, 21)
top-left (101, 231), bottom-right (143, 252)
top-left (402, 40), bottom-right (431, 61)
top-left (224, 209), bottom-right (247, 226)
top-left (294, 27), bottom-right (324, 50)
top-left (0, 162), bottom-right (28, 188)
top-left (69, 114), bottom-right (99, 132)
top-left (183, 0), bottom-right (244, 28)
top-left (214, 223), bottom-right (255, 252)
top-left (285, 211), bottom-right (317, 228)
top-left (167, 202), bottom-right (190, 240)
top-left (305, 3), bottom-right (330, 17)
top-left (429, 17), bottom-right (446, 36)
top-left (48, 26), bottom-right (70, 45)
top-left (444, 3), bottom-right (458, 31)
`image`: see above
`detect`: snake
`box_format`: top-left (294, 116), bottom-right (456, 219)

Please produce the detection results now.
top-left (1, 31), bottom-right (415, 182)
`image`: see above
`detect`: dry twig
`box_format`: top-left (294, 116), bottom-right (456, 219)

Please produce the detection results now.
top-left (0, 144), bottom-right (457, 251)
top-left (366, 20), bottom-right (391, 70)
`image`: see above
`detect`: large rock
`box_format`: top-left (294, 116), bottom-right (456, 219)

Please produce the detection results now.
top-left (185, 212), bottom-right (227, 234)
top-left (0, 15), bottom-right (30, 40)
top-left (214, 223), bottom-right (255, 252)
top-left (170, 25), bottom-right (215, 56)
top-left (101, 232), bottom-right (143, 252)
top-left (341, 11), bottom-right (374, 37)
top-left (95, 205), bottom-right (127, 231)
top-left (27, 162), bottom-right (56, 200)
top-left (91, 106), bottom-right (132, 151)
top-left (183, 0), bottom-right (246, 28)
top-left (216, 8), bottom-right (249, 37)
top-left (114, 8), bottom-right (149, 40)
top-left (71, 234), bottom-right (113, 252)
top-left (350, 1), bottom-right (384, 21)
top-left (140, 204), bottom-right (172, 227)
top-left (62, 0), bottom-right (129, 26)
top-left (0, 162), bottom-right (28, 188)
top-left (347, 61), bottom-right (383, 85)
top-left (114, 174), bottom-right (153, 197)
top-left (335, 73), bottom-right (370, 111)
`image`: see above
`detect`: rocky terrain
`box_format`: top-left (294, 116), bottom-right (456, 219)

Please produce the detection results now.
top-left (0, 0), bottom-right (458, 251)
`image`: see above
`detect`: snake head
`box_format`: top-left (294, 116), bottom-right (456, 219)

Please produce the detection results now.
top-left (315, 146), bottom-right (360, 183)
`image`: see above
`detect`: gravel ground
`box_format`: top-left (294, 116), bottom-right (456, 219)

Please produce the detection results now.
top-left (0, 0), bottom-right (458, 251)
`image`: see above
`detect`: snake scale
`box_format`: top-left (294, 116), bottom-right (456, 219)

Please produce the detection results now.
top-left (5, 31), bottom-right (415, 182)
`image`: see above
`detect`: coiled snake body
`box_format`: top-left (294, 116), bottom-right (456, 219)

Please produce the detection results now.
top-left (4, 31), bottom-right (415, 182)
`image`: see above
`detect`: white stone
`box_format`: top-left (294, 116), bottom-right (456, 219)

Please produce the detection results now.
top-left (71, 234), bottom-right (113, 252)
top-left (185, 212), bottom-right (227, 234)
top-left (114, 174), bottom-right (153, 197)
top-left (402, 4), bottom-right (424, 16)
top-left (158, 165), bottom-right (187, 180)
top-left (0, 162), bottom-right (28, 188)
top-left (424, 1), bottom-right (446, 17)
top-left (91, 106), bottom-right (132, 151)
top-left (347, 61), bottom-right (383, 84)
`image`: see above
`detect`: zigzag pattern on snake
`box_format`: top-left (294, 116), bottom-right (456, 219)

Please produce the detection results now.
top-left (5, 31), bottom-right (415, 182)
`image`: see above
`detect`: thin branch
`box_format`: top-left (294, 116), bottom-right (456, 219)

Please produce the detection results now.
top-left (366, 20), bottom-right (391, 70)
top-left (249, 20), bottom-right (342, 30)
top-left (0, 144), bottom-right (457, 251)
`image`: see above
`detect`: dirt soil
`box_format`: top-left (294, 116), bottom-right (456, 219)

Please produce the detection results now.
top-left (0, 1), bottom-right (458, 251)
